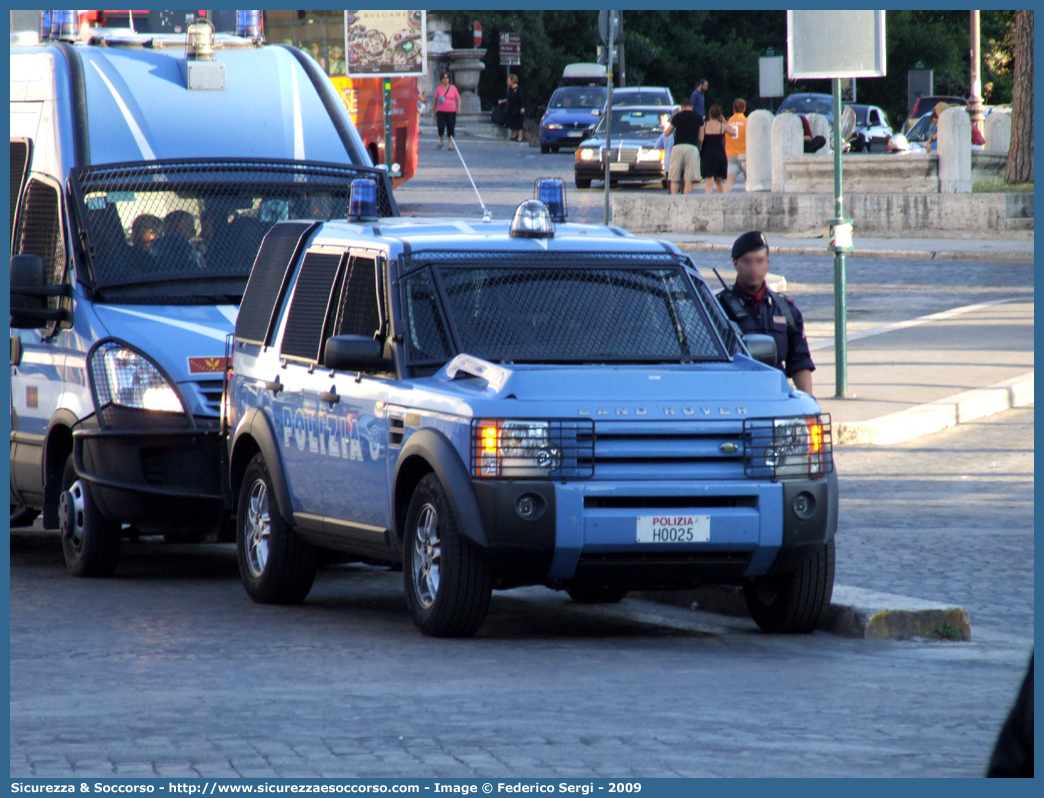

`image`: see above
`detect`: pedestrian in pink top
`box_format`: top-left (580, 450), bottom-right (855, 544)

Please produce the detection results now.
top-left (434, 72), bottom-right (460, 150)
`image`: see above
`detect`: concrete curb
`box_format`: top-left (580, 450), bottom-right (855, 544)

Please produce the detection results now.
top-left (835, 371), bottom-right (1034, 446)
top-left (634, 584), bottom-right (971, 640)
top-left (672, 241), bottom-right (1034, 264)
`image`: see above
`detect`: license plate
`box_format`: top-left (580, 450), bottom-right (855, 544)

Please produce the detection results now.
top-left (636, 515), bottom-right (711, 543)
top-left (567, 131), bottom-right (583, 137)
top-left (609, 162), bottom-right (630, 172)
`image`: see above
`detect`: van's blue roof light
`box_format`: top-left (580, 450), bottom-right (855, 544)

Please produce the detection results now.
top-left (55, 9), bottom-right (78, 41)
top-left (510, 199), bottom-right (555, 239)
top-left (349, 179), bottom-right (379, 222)
top-left (49, 10), bottom-right (63, 40)
top-left (40, 10), bottom-right (52, 40)
top-left (535, 178), bottom-right (567, 223)
top-left (236, 10), bottom-right (263, 40)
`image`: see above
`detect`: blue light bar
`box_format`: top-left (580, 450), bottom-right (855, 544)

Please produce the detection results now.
top-left (536, 178), bottom-right (567, 222)
top-left (349, 179), bottom-right (379, 222)
top-left (49, 10), bottom-right (62, 40)
top-left (236, 10), bottom-right (262, 39)
top-left (56, 9), bottom-right (78, 40)
top-left (40, 10), bottom-right (52, 40)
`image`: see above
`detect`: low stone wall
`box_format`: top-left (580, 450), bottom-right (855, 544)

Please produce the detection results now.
top-left (783, 154), bottom-right (939, 194)
top-left (611, 192), bottom-right (1034, 238)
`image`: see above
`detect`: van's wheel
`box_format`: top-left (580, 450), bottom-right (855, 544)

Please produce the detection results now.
top-left (10, 504), bottom-right (39, 528)
top-left (567, 584), bottom-right (629, 604)
top-left (574, 177), bottom-right (592, 189)
top-left (403, 473), bottom-right (492, 637)
top-left (59, 454), bottom-right (121, 577)
top-left (743, 539), bottom-right (835, 633)
top-left (236, 453), bottom-right (317, 604)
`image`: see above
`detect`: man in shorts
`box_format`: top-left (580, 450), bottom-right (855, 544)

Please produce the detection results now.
top-left (724, 98), bottom-right (747, 194)
top-left (664, 99), bottom-right (704, 194)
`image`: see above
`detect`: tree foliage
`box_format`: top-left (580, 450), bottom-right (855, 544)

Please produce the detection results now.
top-left (445, 10), bottom-right (1017, 129)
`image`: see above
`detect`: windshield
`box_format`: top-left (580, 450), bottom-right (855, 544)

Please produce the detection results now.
top-left (611, 89), bottom-right (670, 106)
top-left (549, 87), bottom-right (606, 109)
top-left (403, 265), bottom-right (727, 364)
top-left (71, 161), bottom-right (379, 303)
top-left (780, 95), bottom-right (833, 116)
top-left (593, 109), bottom-right (665, 138)
top-left (907, 115), bottom-right (935, 142)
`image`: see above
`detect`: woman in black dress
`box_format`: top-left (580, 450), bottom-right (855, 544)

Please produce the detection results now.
top-left (499, 74), bottom-right (525, 142)
top-left (700, 104), bottom-right (735, 194)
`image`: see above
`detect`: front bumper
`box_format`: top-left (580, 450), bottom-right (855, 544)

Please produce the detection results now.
top-left (73, 421), bottom-right (228, 527)
top-left (472, 473), bottom-right (837, 590)
top-left (574, 161), bottom-right (665, 182)
top-left (541, 128), bottom-right (590, 147)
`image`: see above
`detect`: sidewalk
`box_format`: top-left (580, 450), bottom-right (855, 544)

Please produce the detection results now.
top-left (807, 299), bottom-right (1033, 443)
top-left (643, 232), bottom-right (1035, 263)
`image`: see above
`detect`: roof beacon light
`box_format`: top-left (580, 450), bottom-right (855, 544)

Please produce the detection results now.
top-left (55, 9), bottom-right (78, 40)
top-left (236, 10), bottom-right (263, 40)
top-left (49, 10), bottom-right (63, 40)
top-left (349, 179), bottom-right (379, 222)
top-left (510, 200), bottom-right (555, 239)
top-left (186, 17), bottom-right (216, 61)
top-left (535, 178), bottom-right (567, 222)
top-left (40, 10), bottom-right (52, 40)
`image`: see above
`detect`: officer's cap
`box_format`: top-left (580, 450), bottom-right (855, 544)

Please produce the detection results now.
top-left (732, 231), bottom-right (769, 260)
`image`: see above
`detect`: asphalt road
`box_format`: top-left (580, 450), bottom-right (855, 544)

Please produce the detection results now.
top-left (10, 408), bottom-right (1033, 778)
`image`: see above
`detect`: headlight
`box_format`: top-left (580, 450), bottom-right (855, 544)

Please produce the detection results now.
top-left (578, 148), bottom-right (596, 161)
top-left (88, 341), bottom-right (187, 425)
top-left (471, 419), bottom-right (595, 479)
top-left (743, 416), bottom-right (832, 479)
top-left (544, 123), bottom-right (563, 130)
top-left (637, 148), bottom-right (664, 162)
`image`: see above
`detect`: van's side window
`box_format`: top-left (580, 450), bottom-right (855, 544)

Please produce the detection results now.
top-left (15, 178), bottom-right (67, 331)
top-left (332, 255), bottom-right (382, 339)
top-left (10, 139), bottom-right (31, 243)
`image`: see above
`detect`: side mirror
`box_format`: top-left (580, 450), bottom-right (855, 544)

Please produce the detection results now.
top-left (10, 254), bottom-right (46, 329)
top-left (324, 334), bottom-right (391, 373)
top-left (743, 334), bottom-right (777, 367)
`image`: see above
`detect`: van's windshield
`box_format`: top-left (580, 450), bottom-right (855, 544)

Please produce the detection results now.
top-left (71, 161), bottom-right (380, 303)
top-left (402, 264), bottom-right (728, 365)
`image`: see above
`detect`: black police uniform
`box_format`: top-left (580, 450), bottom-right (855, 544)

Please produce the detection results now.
top-left (717, 231), bottom-right (815, 379)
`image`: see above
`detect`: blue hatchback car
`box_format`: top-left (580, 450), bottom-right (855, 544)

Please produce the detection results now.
top-left (226, 187), bottom-right (837, 638)
top-left (539, 86), bottom-right (607, 153)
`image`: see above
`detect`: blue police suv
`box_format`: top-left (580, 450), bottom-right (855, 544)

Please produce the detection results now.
top-left (226, 181), bottom-right (837, 637)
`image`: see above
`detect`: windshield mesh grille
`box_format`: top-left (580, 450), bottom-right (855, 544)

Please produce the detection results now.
top-left (68, 159), bottom-right (393, 293)
top-left (435, 266), bottom-right (726, 363)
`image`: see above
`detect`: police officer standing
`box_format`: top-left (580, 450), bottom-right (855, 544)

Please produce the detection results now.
top-left (717, 231), bottom-right (815, 394)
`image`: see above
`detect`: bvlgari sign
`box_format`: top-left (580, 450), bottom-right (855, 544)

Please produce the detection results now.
top-left (344, 9), bottom-right (427, 77)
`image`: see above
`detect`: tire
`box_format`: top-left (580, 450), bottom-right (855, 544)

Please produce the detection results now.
top-left (574, 176), bottom-right (592, 189)
top-left (10, 504), bottom-right (39, 528)
top-left (236, 453), bottom-right (317, 604)
top-left (551, 146), bottom-right (560, 153)
top-left (743, 539), bottom-right (835, 633)
top-left (540, 143), bottom-right (550, 154)
top-left (59, 454), bottom-right (121, 577)
top-left (403, 473), bottom-right (492, 637)
top-left (567, 584), bottom-right (629, 604)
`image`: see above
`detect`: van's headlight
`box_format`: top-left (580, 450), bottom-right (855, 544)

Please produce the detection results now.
top-left (743, 416), bottom-right (832, 479)
top-left (88, 340), bottom-right (187, 426)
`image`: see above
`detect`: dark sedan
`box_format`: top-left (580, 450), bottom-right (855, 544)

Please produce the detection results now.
top-left (573, 106), bottom-right (673, 189)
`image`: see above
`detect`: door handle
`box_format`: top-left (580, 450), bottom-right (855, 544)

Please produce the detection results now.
top-left (265, 380), bottom-right (284, 394)
top-left (320, 391), bottom-right (340, 405)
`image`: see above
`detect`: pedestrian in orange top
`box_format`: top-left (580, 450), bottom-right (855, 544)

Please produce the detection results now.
top-left (724, 98), bottom-right (748, 194)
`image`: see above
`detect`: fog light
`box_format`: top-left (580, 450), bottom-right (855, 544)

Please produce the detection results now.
top-left (792, 491), bottom-right (816, 520)
top-left (515, 493), bottom-right (545, 521)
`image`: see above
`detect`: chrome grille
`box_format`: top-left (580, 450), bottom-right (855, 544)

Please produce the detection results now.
top-left (592, 420), bottom-right (746, 480)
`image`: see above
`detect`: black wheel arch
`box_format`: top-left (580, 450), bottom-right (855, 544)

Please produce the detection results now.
top-left (229, 407), bottom-right (294, 524)
top-left (392, 427), bottom-right (487, 549)
top-left (42, 409), bottom-right (80, 528)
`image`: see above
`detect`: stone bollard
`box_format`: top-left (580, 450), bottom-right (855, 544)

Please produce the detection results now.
top-left (771, 112), bottom-right (803, 192)
top-left (745, 109), bottom-right (773, 192)
top-left (806, 113), bottom-right (833, 153)
top-left (983, 111), bottom-right (1012, 155)
top-left (937, 107), bottom-right (972, 193)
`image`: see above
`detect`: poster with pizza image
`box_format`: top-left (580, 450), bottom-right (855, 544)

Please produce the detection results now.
top-left (344, 9), bottom-right (426, 76)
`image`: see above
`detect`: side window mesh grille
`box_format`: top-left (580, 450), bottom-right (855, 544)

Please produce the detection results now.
top-left (333, 256), bottom-right (381, 339)
top-left (280, 252), bottom-right (344, 362)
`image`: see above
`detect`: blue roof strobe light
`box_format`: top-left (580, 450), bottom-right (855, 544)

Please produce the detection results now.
top-left (40, 10), bottom-right (52, 40)
top-left (236, 10), bottom-right (263, 39)
top-left (510, 199), bottom-right (556, 239)
top-left (55, 9), bottom-right (78, 41)
top-left (536, 178), bottom-right (567, 222)
top-left (349, 179), bottom-right (379, 222)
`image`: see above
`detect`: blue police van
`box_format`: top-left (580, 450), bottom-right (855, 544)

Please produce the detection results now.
top-left (226, 181), bottom-right (837, 638)
top-left (9, 13), bottom-right (395, 576)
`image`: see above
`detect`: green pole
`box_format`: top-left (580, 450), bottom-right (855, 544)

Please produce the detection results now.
top-left (830, 77), bottom-right (849, 398)
top-left (383, 78), bottom-right (393, 170)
